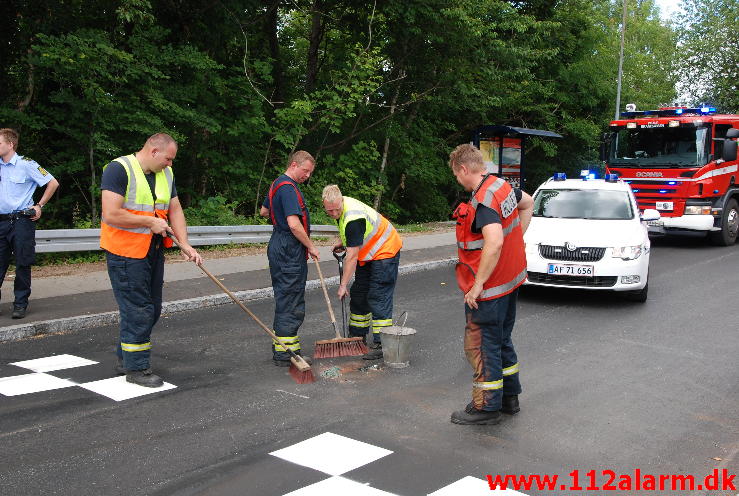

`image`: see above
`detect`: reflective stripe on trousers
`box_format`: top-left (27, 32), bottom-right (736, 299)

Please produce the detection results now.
top-left (268, 229), bottom-right (308, 361)
top-left (464, 288), bottom-right (521, 411)
top-left (107, 237), bottom-right (165, 371)
top-left (273, 334), bottom-right (301, 352)
top-left (347, 253), bottom-right (400, 344)
top-left (349, 313), bottom-right (371, 328)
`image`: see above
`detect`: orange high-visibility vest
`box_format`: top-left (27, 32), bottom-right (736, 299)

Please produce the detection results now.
top-left (100, 155), bottom-right (173, 258)
top-left (338, 197), bottom-right (402, 262)
top-left (454, 174), bottom-right (527, 300)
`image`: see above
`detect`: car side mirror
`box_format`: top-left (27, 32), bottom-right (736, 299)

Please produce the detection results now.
top-left (641, 209), bottom-right (660, 222)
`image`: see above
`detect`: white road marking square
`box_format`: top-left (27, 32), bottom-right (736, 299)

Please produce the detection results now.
top-left (283, 476), bottom-right (399, 496)
top-left (270, 432), bottom-right (393, 476)
top-left (78, 376), bottom-right (176, 401)
top-left (11, 354), bottom-right (98, 372)
top-left (0, 372), bottom-right (77, 396)
top-left (428, 476), bottom-right (529, 495)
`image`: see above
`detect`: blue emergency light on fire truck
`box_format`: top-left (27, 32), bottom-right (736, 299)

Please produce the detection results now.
top-left (601, 105), bottom-right (739, 246)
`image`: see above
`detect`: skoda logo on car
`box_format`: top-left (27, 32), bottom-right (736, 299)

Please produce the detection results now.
top-left (565, 242), bottom-right (577, 252)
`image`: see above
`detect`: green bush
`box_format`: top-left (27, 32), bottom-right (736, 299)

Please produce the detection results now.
top-left (183, 196), bottom-right (253, 226)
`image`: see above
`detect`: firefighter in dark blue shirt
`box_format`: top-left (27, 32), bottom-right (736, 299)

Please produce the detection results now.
top-left (260, 151), bottom-right (319, 366)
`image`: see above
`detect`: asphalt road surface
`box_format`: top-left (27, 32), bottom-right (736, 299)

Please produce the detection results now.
top-left (1, 236), bottom-right (738, 496)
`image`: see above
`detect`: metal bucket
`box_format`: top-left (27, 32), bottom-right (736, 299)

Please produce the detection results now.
top-left (380, 312), bottom-right (416, 368)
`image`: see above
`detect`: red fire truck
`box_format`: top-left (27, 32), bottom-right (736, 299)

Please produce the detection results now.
top-left (603, 106), bottom-right (739, 245)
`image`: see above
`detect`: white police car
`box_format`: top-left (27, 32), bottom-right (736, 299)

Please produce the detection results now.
top-left (523, 172), bottom-right (660, 302)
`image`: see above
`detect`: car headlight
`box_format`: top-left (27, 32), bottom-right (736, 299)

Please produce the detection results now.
top-left (684, 205), bottom-right (711, 215)
top-left (612, 245), bottom-right (642, 260)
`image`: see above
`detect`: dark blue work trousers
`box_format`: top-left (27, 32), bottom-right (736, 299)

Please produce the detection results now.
top-left (464, 288), bottom-right (522, 411)
top-left (106, 238), bottom-right (165, 371)
top-left (0, 217), bottom-right (36, 307)
top-left (348, 253), bottom-right (400, 344)
top-left (268, 229), bottom-right (308, 361)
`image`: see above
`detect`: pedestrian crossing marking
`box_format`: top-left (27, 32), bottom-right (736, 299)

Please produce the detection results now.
top-left (79, 376), bottom-right (176, 401)
top-left (282, 476), bottom-right (399, 496)
top-left (0, 372), bottom-right (77, 396)
top-left (11, 354), bottom-right (98, 372)
top-left (270, 432), bottom-right (530, 496)
top-left (270, 432), bottom-right (393, 476)
top-left (0, 354), bottom-right (175, 401)
top-left (428, 475), bottom-right (529, 495)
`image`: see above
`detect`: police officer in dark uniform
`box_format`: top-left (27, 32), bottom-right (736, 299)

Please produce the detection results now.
top-left (260, 151), bottom-right (319, 366)
top-left (0, 128), bottom-right (59, 319)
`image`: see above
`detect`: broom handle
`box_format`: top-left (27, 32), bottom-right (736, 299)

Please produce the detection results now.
top-left (167, 234), bottom-right (300, 359)
top-left (313, 258), bottom-right (340, 338)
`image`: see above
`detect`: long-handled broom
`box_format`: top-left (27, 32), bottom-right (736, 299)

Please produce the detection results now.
top-left (312, 257), bottom-right (367, 358)
top-left (167, 233), bottom-right (314, 384)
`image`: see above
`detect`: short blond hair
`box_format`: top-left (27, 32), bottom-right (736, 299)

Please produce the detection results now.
top-left (322, 184), bottom-right (343, 204)
top-left (449, 143), bottom-right (485, 173)
top-left (145, 133), bottom-right (177, 150)
top-left (0, 128), bottom-right (19, 149)
top-left (288, 150), bottom-right (315, 168)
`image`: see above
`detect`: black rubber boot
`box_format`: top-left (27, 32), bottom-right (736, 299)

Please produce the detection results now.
top-left (362, 348), bottom-right (383, 360)
top-left (114, 358), bottom-right (126, 375)
top-left (12, 305), bottom-right (27, 319)
top-left (501, 395), bottom-right (520, 415)
top-left (126, 369), bottom-right (164, 388)
top-left (451, 404), bottom-right (502, 425)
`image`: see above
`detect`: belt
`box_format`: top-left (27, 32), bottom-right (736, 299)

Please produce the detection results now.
top-left (0, 212), bottom-right (30, 221)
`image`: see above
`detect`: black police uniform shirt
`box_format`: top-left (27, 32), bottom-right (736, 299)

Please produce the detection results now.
top-left (261, 174), bottom-right (310, 231)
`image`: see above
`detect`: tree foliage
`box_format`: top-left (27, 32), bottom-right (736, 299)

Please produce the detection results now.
top-left (0, 0), bottom-right (686, 228)
top-left (676, 0), bottom-right (738, 112)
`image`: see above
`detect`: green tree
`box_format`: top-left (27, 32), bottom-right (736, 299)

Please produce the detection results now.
top-left (677, 0), bottom-right (739, 112)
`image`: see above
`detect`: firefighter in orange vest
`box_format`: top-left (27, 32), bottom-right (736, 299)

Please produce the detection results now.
top-left (448, 144), bottom-right (533, 425)
top-left (101, 133), bottom-right (202, 388)
top-left (322, 184), bottom-right (402, 360)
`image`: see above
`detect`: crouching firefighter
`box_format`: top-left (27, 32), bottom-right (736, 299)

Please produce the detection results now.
top-left (321, 184), bottom-right (402, 360)
top-left (101, 133), bottom-right (202, 387)
top-left (260, 151), bottom-right (319, 366)
top-left (448, 144), bottom-right (533, 425)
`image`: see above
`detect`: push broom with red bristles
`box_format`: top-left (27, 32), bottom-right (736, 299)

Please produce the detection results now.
top-left (168, 233), bottom-right (314, 384)
top-left (313, 257), bottom-right (368, 358)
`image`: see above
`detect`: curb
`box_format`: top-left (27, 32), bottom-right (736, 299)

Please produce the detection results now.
top-left (0, 258), bottom-right (457, 343)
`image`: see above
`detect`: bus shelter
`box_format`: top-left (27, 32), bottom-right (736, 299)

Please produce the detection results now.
top-left (472, 125), bottom-right (562, 190)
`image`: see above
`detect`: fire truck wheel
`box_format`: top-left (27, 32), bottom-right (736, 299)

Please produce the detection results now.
top-left (708, 199), bottom-right (739, 246)
top-left (624, 282), bottom-right (648, 303)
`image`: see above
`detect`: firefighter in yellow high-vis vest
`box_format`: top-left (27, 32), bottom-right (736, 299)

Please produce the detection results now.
top-left (100, 133), bottom-right (202, 388)
top-left (322, 185), bottom-right (402, 360)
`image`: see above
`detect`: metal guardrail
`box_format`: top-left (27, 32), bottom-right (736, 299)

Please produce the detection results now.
top-left (34, 225), bottom-right (339, 253)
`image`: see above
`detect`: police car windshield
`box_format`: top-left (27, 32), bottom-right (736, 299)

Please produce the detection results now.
top-left (609, 127), bottom-right (707, 167)
top-left (533, 189), bottom-right (634, 220)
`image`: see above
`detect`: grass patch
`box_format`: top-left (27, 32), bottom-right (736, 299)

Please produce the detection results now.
top-left (396, 223), bottom-right (433, 233)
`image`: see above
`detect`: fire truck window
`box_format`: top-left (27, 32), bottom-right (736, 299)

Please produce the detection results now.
top-left (715, 124), bottom-right (732, 157)
top-left (612, 127), bottom-right (705, 167)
